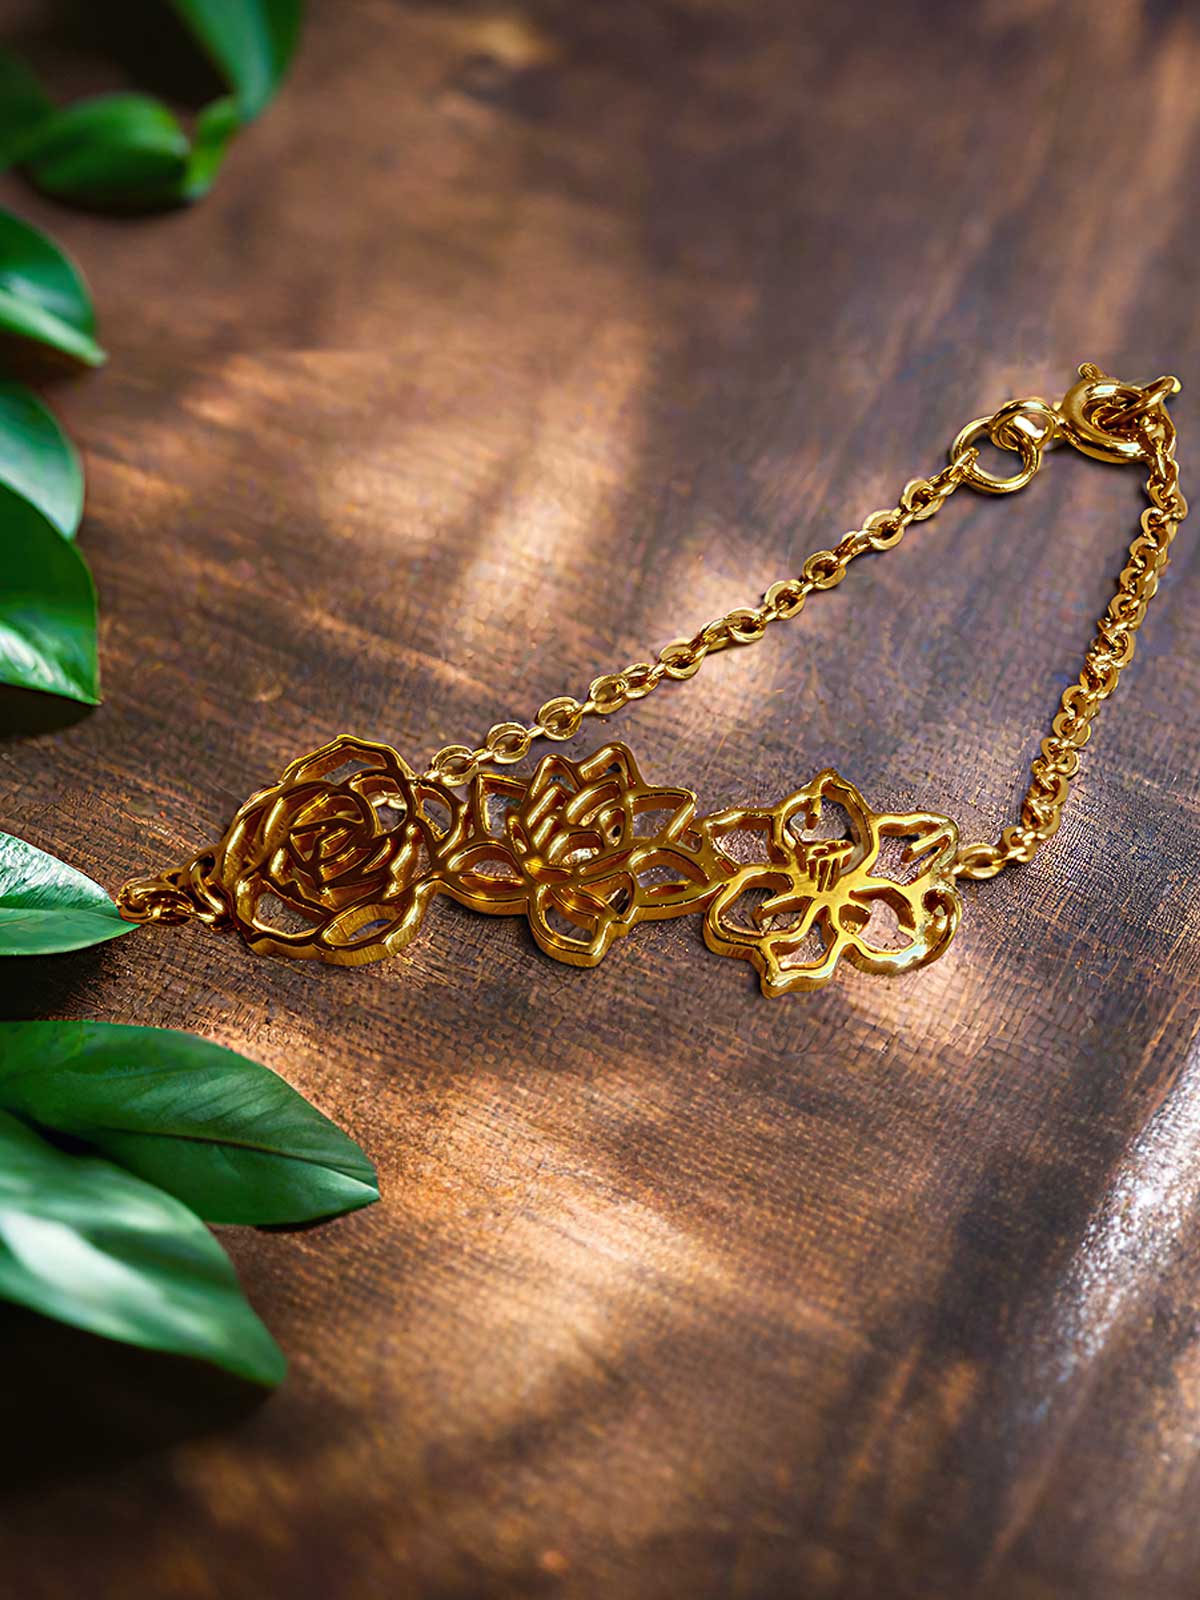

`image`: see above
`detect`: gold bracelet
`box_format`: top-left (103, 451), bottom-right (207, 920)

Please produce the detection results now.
top-left (116, 365), bottom-right (1187, 996)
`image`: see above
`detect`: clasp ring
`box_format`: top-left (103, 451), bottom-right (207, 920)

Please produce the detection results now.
top-left (1056, 363), bottom-right (1181, 465)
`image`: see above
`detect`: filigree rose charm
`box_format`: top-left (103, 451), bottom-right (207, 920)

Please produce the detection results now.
top-left (698, 769), bottom-right (962, 994)
top-left (215, 735), bottom-right (463, 964)
top-left (439, 744), bottom-right (717, 965)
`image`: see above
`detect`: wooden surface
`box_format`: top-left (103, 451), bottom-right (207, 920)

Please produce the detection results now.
top-left (3, 2), bottom-right (1200, 1596)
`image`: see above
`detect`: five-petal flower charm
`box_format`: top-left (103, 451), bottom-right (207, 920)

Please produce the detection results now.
top-left (698, 769), bottom-right (962, 994)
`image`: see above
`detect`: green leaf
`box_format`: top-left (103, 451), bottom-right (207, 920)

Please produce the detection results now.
top-left (0, 1109), bottom-right (284, 1386)
top-left (21, 94), bottom-right (191, 211)
top-left (20, 91), bottom-right (244, 210)
top-left (0, 835), bottom-right (132, 955)
top-left (179, 95), bottom-right (242, 201)
top-left (0, 53), bottom-right (54, 168)
top-left (2, 5), bottom-right (302, 212)
top-left (0, 479), bottom-right (99, 704)
top-left (0, 381), bottom-right (83, 538)
top-left (168, 0), bottom-right (303, 120)
top-left (0, 208), bottom-right (104, 366)
top-left (0, 1021), bottom-right (380, 1226)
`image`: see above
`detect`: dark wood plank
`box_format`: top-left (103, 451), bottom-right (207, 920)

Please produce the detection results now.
top-left (2, 2), bottom-right (1199, 1596)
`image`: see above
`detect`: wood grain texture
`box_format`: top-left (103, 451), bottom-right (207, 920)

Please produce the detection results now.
top-left (2, 1), bottom-right (1200, 1595)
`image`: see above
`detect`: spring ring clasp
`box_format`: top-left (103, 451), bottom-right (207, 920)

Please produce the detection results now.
top-left (1056, 363), bottom-right (1181, 465)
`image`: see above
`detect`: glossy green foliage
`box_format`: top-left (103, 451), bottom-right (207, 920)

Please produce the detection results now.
top-left (0, 1021), bottom-right (380, 1226)
top-left (0, 835), bottom-right (130, 954)
top-left (0, 1110), bottom-right (286, 1385)
top-left (0, 381), bottom-right (83, 537)
top-left (167, 0), bottom-right (303, 120)
top-left (1, 1), bottom-right (302, 209)
top-left (0, 479), bottom-right (99, 703)
top-left (0, 209), bottom-right (103, 365)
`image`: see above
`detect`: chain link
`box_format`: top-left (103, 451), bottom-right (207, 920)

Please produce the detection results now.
top-left (953, 405), bottom-right (1186, 878)
top-left (425, 448), bottom-right (978, 787)
top-left (425, 364), bottom-right (1186, 891)
top-left (116, 850), bottom-right (230, 927)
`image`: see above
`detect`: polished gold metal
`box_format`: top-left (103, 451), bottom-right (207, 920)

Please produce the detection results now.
top-left (119, 738), bottom-right (963, 993)
top-left (950, 364), bottom-right (1187, 879)
top-left (437, 743), bottom-right (715, 965)
top-left (118, 365), bottom-right (1186, 992)
top-left (699, 771), bottom-right (961, 995)
top-left (118, 737), bottom-right (464, 963)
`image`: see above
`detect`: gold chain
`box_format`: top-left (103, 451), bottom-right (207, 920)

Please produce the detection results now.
top-left (424, 364), bottom-right (1186, 882)
top-left (425, 454), bottom-right (978, 783)
top-left (119, 363), bottom-right (1184, 933)
top-left (954, 389), bottom-right (1185, 878)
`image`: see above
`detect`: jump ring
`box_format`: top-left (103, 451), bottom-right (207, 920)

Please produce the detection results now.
top-left (951, 415), bottom-right (1042, 494)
